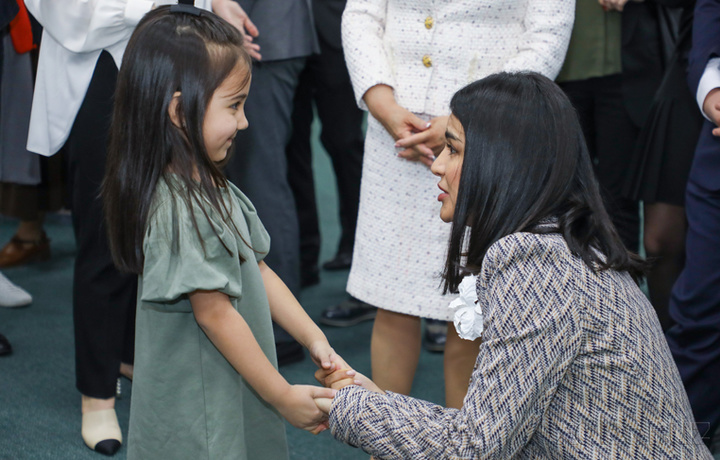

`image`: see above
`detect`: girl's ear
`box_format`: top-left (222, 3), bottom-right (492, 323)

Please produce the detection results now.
top-left (168, 91), bottom-right (184, 128)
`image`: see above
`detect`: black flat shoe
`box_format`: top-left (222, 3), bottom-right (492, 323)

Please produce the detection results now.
top-left (301, 266), bottom-right (320, 288)
top-left (276, 340), bottom-right (305, 367)
top-left (319, 297), bottom-right (377, 327)
top-left (0, 334), bottom-right (12, 356)
top-left (423, 319), bottom-right (447, 353)
top-left (322, 251), bottom-right (353, 271)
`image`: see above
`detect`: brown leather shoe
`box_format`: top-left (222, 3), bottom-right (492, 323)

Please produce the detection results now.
top-left (0, 233), bottom-right (51, 267)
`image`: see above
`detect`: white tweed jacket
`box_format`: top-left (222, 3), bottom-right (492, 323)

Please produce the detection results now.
top-left (341, 0), bottom-right (575, 115)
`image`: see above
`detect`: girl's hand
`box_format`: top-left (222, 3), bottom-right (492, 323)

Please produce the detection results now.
top-left (394, 115), bottom-right (449, 161)
top-left (315, 367), bottom-right (356, 390)
top-left (275, 385), bottom-right (336, 433)
top-left (307, 340), bottom-right (351, 373)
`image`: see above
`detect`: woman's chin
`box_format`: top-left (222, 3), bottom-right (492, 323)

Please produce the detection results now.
top-left (439, 209), bottom-right (454, 223)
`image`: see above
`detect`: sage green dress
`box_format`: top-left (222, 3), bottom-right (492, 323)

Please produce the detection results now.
top-left (127, 176), bottom-right (288, 460)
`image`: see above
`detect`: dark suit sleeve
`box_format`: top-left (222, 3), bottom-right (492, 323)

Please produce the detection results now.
top-left (688, 0), bottom-right (720, 92)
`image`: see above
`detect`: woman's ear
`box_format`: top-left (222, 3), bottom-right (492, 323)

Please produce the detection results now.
top-left (168, 91), bottom-right (184, 128)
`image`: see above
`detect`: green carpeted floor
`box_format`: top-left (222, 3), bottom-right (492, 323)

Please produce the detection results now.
top-left (0, 117), bottom-right (447, 459)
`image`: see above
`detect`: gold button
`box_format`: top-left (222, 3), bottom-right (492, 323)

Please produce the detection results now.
top-left (425, 16), bottom-right (434, 29)
top-left (422, 55), bottom-right (432, 67)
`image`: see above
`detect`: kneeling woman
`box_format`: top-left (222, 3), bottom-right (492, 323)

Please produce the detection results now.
top-left (316, 72), bottom-right (711, 459)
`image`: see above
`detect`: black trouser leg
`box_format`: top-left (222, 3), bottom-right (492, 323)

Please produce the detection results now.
top-left (65, 51), bottom-right (137, 398)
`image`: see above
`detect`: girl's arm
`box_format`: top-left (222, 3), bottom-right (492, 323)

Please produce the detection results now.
top-left (189, 289), bottom-right (336, 432)
top-left (258, 252), bottom-right (348, 429)
top-left (258, 261), bottom-right (350, 371)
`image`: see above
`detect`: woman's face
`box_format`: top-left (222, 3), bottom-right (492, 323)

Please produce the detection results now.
top-left (431, 115), bottom-right (465, 223)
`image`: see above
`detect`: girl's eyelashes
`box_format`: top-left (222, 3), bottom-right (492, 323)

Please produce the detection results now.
top-left (446, 143), bottom-right (458, 154)
top-left (229, 102), bottom-right (239, 110)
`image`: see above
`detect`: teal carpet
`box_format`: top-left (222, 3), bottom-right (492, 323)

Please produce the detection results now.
top-left (0, 117), bottom-right (446, 459)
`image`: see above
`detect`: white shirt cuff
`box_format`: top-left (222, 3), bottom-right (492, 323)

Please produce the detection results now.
top-left (124, 0), bottom-right (155, 26)
top-left (697, 58), bottom-right (720, 122)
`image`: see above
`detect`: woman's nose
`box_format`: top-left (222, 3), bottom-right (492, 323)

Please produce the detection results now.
top-left (431, 148), bottom-right (446, 176)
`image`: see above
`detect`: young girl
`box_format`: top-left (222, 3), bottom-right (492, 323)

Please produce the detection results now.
top-left (315, 72), bottom-right (711, 459)
top-left (102, 6), bottom-right (341, 458)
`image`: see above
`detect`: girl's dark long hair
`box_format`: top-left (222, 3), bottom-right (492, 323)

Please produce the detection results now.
top-left (103, 6), bottom-right (252, 274)
top-left (443, 72), bottom-right (647, 293)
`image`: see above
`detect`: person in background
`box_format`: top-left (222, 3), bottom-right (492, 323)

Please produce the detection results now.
top-left (315, 72), bottom-right (712, 460)
top-left (666, 0), bottom-right (720, 447)
top-left (556, 0), bottom-right (673, 254)
top-left (286, 0), bottom-right (364, 288)
top-left (223, 0), bottom-right (319, 366)
top-left (623, 0), bottom-right (702, 330)
top-left (0, 1), bottom-right (63, 269)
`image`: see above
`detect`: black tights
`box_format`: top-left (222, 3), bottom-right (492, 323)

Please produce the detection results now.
top-left (644, 202), bottom-right (686, 330)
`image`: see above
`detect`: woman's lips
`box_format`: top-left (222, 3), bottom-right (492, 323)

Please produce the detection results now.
top-left (437, 184), bottom-right (448, 201)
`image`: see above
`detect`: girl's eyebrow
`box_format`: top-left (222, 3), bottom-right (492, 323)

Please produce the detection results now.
top-left (227, 92), bottom-right (248, 101)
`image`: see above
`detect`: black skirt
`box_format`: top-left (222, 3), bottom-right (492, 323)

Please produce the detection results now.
top-left (623, 17), bottom-right (703, 207)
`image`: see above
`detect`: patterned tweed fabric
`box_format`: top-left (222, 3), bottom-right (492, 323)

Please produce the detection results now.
top-left (330, 232), bottom-right (712, 459)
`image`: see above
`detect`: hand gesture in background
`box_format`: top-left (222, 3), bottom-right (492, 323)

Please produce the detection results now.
top-left (212, 0), bottom-right (261, 60)
top-left (364, 85), bottom-right (437, 167)
top-left (703, 88), bottom-right (720, 136)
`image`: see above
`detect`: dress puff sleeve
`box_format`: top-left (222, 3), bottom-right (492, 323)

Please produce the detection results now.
top-left (140, 184), bottom-right (268, 306)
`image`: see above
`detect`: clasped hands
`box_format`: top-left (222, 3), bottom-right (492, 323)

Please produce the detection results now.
top-left (363, 85), bottom-right (448, 167)
top-left (306, 342), bottom-right (383, 435)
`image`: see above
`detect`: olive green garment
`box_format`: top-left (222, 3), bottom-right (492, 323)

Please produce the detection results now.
top-left (556, 0), bottom-right (622, 82)
top-left (127, 176), bottom-right (288, 460)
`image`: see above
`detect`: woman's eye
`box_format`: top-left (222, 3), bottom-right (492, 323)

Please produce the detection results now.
top-left (447, 143), bottom-right (457, 154)
top-left (230, 102), bottom-right (239, 110)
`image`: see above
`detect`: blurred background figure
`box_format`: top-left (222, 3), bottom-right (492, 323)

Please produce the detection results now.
top-left (0, 0), bottom-right (63, 270)
top-left (666, 0), bottom-right (720, 447)
top-left (224, 0), bottom-right (319, 366)
top-left (623, 0), bottom-right (702, 330)
top-left (556, 0), bottom-right (676, 255)
top-left (286, 0), bottom-right (364, 289)
top-left (0, 271), bottom-right (32, 308)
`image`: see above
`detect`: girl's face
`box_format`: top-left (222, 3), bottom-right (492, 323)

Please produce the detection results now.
top-left (431, 115), bottom-right (465, 223)
top-left (203, 63), bottom-right (251, 163)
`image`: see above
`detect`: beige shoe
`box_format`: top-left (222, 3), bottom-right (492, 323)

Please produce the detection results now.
top-left (81, 409), bottom-right (122, 456)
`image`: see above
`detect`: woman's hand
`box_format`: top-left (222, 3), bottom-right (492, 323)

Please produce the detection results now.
top-left (274, 385), bottom-right (337, 434)
top-left (363, 85), bottom-right (435, 167)
top-left (211, 0), bottom-right (262, 60)
top-left (394, 115), bottom-right (449, 161)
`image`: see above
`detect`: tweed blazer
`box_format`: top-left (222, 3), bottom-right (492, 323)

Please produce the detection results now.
top-left (341, 0), bottom-right (574, 115)
top-left (329, 232), bottom-right (711, 459)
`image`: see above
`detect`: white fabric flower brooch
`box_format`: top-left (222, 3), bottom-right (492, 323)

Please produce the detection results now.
top-left (448, 275), bottom-right (483, 341)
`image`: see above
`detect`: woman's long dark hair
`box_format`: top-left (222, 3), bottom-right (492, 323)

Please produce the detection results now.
top-left (443, 72), bottom-right (646, 294)
top-left (103, 6), bottom-right (252, 274)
